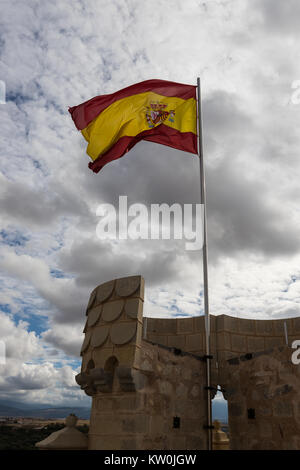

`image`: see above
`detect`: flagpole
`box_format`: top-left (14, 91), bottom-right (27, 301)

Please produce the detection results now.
top-left (197, 77), bottom-right (213, 451)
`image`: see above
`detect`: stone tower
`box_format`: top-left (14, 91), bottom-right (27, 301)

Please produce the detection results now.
top-left (76, 275), bottom-right (300, 450)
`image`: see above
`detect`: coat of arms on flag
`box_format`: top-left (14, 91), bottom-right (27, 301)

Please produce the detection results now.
top-left (145, 102), bottom-right (175, 128)
top-left (68, 79), bottom-right (197, 173)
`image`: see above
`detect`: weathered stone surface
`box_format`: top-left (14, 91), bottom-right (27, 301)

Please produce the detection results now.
top-left (186, 333), bottom-right (203, 352)
top-left (147, 318), bottom-right (177, 335)
top-left (102, 300), bottom-right (124, 322)
top-left (90, 367), bottom-right (113, 393)
top-left (256, 320), bottom-right (273, 335)
top-left (167, 335), bottom-right (186, 350)
top-left (116, 366), bottom-right (136, 392)
top-left (125, 298), bottom-right (143, 320)
top-left (96, 280), bottom-right (115, 303)
top-left (238, 318), bottom-right (256, 335)
top-left (177, 318), bottom-right (194, 334)
top-left (90, 326), bottom-right (109, 348)
top-left (80, 331), bottom-right (92, 355)
top-left (122, 415), bottom-right (149, 433)
top-left (79, 276), bottom-right (300, 451)
top-left (247, 336), bottom-right (265, 352)
top-left (229, 403), bottom-right (243, 417)
top-left (110, 322), bottom-right (137, 345)
top-left (87, 305), bottom-right (102, 327)
top-left (231, 334), bottom-right (247, 353)
top-left (115, 276), bottom-right (141, 297)
top-left (273, 401), bottom-right (293, 417)
top-left (86, 289), bottom-right (97, 313)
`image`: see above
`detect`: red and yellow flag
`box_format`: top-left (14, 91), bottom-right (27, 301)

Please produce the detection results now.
top-left (69, 79), bottom-right (197, 173)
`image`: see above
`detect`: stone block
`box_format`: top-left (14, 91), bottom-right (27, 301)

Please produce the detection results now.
top-left (139, 358), bottom-right (154, 373)
top-left (189, 385), bottom-right (201, 399)
top-left (114, 346), bottom-right (136, 366)
top-left (175, 383), bottom-right (188, 399)
top-left (293, 318), bottom-right (300, 333)
top-left (146, 333), bottom-right (168, 346)
top-left (210, 315), bottom-right (216, 332)
top-left (115, 275), bottom-right (142, 298)
top-left (185, 333), bottom-right (203, 352)
top-left (115, 394), bottom-right (143, 411)
top-left (90, 367), bottom-right (113, 392)
top-left (194, 316), bottom-right (205, 332)
top-left (120, 438), bottom-right (137, 450)
top-left (210, 333), bottom-right (217, 352)
top-left (265, 337), bottom-right (285, 349)
top-left (238, 318), bottom-right (256, 335)
top-left (229, 403), bottom-right (243, 417)
top-left (186, 436), bottom-right (205, 450)
top-left (125, 298), bottom-right (143, 320)
top-left (247, 336), bottom-right (265, 352)
top-left (102, 300), bottom-right (124, 322)
top-left (216, 332), bottom-right (231, 351)
top-left (122, 414), bottom-right (149, 434)
top-left (158, 380), bottom-right (174, 395)
top-left (183, 400), bottom-right (204, 419)
top-left (94, 396), bottom-right (114, 411)
top-left (181, 417), bottom-right (202, 434)
top-left (230, 334), bottom-right (247, 353)
top-left (80, 331), bottom-right (92, 355)
top-left (86, 288), bottom-right (97, 313)
top-left (168, 436), bottom-right (186, 450)
top-left (91, 326), bottom-right (109, 348)
top-left (177, 318), bottom-right (195, 334)
top-left (87, 305), bottom-right (102, 327)
top-left (167, 334), bottom-right (186, 350)
top-left (149, 415), bottom-right (167, 435)
top-left (110, 322), bottom-right (137, 345)
top-left (217, 315), bottom-right (239, 333)
top-left (255, 320), bottom-right (273, 335)
top-left (257, 405), bottom-right (272, 417)
top-left (273, 401), bottom-right (293, 417)
top-left (92, 347), bottom-right (114, 368)
top-left (156, 319), bottom-right (178, 334)
top-left (258, 421), bottom-right (273, 438)
top-left (92, 415), bottom-right (123, 435)
top-left (96, 280), bottom-right (115, 304)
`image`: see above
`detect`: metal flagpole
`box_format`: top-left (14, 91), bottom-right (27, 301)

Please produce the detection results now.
top-left (197, 77), bottom-right (213, 451)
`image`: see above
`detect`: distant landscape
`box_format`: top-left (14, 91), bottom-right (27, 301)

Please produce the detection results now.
top-left (0, 401), bottom-right (91, 420)
top-left (0, 398), bottom-right (227, 422)
top-left (0, 398), bottom-right (228, 450)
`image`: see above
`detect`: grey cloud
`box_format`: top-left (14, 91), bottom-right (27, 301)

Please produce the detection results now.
top-left (253, 0), bottom-right (300, 35)
top-left (206, 158), bottom-right (300, 259)
top-left (42, 329), bottom-right (82, 357)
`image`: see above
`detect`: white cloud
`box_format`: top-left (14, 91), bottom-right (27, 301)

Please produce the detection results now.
top-left (0, 0), bottom-right (299, 406)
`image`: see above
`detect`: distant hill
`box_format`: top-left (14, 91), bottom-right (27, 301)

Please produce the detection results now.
top-left (0, 398), bottom-right (226, 422)
top-left (0, 403), bottom-right (90, 420)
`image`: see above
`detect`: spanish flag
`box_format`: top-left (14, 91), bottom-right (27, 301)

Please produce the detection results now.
top-left (69, 79), bottom-right (197, 173)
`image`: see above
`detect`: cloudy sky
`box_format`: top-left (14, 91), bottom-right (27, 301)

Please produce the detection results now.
top-left (0, 0), bottom-right (299, 407)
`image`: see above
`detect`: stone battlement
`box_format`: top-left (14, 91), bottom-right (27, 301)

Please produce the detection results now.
top-left (76, 275), bottom-right (300, 450)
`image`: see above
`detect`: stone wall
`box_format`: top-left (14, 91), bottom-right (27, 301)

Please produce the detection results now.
top-left (88, 341), bottom-right (207, 450)
top-left (223, 346), bottom-right (300, 450)
top-left (145, 314), bottom-right (299, 362)
top-left (76, 275), bottom-right (300, 450)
